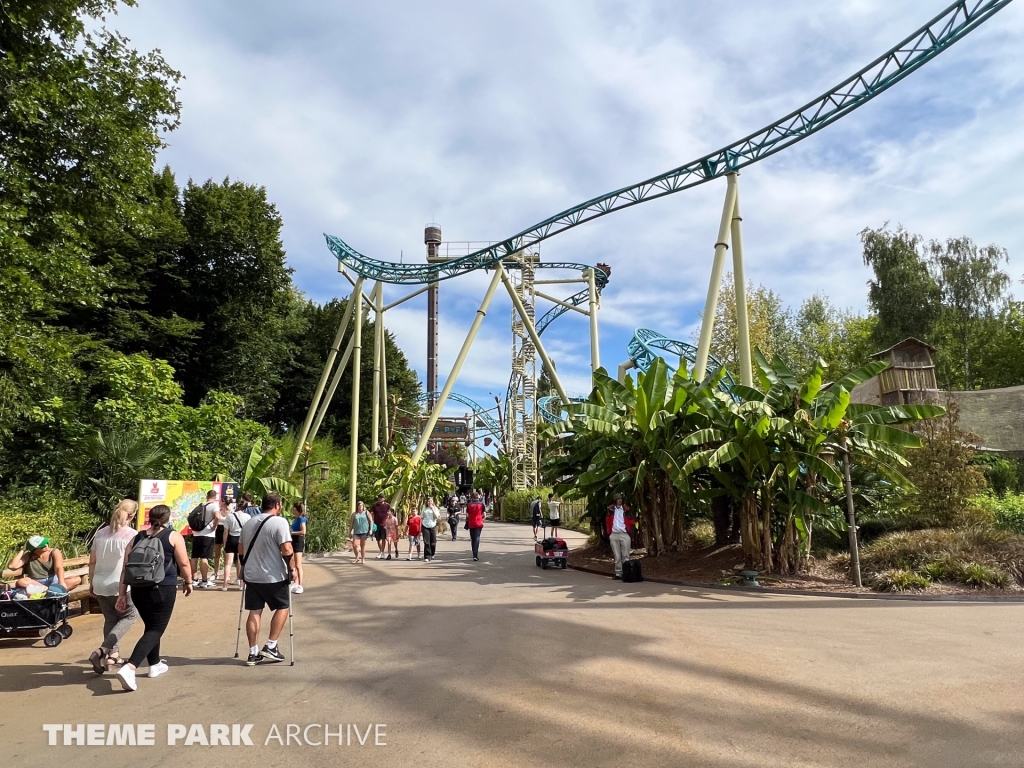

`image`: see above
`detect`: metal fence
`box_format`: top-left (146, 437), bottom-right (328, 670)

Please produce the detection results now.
top-left (499, 498), bottom-right (588, 527)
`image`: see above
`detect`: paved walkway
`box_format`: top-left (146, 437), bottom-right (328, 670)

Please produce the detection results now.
top-left (1, 521), bottom-right (1023, 767)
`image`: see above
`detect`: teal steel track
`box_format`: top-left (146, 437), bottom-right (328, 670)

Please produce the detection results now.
top-left (414, 392), bottom-right (503, 446)
top-left (325, 1), bottom-right (1012, 284)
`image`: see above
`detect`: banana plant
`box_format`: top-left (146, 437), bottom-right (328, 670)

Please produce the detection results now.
top-left (236, 440), bottom-right (300, 500)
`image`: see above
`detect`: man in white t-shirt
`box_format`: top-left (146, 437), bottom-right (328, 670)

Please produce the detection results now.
top-left (547, 493), bottom-right (561, 538)
top-left (238, 492), bottom-right (294, 667)
top-left (191, 490), bottom-right (221, 588)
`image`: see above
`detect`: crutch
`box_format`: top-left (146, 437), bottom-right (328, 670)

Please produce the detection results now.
top-left (287, 584), bottom-right (295, 666)
top-left (233, 582), bottom-right (246, 658)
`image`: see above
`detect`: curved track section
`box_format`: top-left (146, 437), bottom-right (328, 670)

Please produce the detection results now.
top-left (414, 392), bottom-right (503, 447)
top-left (628, 328), bottom-right (735, 386)
top-left (326, 1), bottom-right (1010, 283)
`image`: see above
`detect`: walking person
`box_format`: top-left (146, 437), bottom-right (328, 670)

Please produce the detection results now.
top-left (190, 490), bottom-right (221, 588)
top-left (239, 491), bottom-right (261, 518)
top-left (370, 493), bottom-right (391, 560)
top-left (466, 492), bottom-right (485, 561)
top-left (446, 496), bottom-right (460, 541)
top-left (87, 499), bottom-right (139, 674)
top-left (421, 497), bottom-right (440, 562)
top-left (530, 494), bottom-right (544, 541)
top-left (605, 494), bottom-right (638, 580)
top-left (290, 502), bottom-right (306, 594)
top-left (220, 501), bottom-right (244, 591)
top-left (238, 493), bottom-right (295, 667)
top-left (212, 499), bottom-right (228, 583)
top-left (406, 509), bottom-right (423, 560)
top-left (115, 504), bottom-right (193, 692)
top-left (547, 493), bottom-right (561, 538)
top-left (384, 508), bottom-right (399, 560)
top-left (350, 501), bottom-right (372, 563)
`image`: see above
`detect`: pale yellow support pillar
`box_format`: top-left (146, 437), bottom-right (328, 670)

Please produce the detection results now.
top-left (694, 173), bottom-right (738, 380)
top-left (586, 268), bottom-right (601, 373)
top-left (410, 268), bottom-right (504, 466)
top-left (348, 282), bottom-right (365, 518)
top-left (307, 328), bottom-right (357, 444)
top-left (371, 282), bottom-right (383, 452)
top-left (288, 278), bottom-right (362, 474)
top-left (499, 263), bottom-right (570, 405)
top-left (380, 321), bottom-right (389, 448)
top-left (730, 179), bottom-right (753, 387)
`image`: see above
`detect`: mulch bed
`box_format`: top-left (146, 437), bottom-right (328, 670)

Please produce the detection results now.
top-left (569, 543), bottom-right (1024, 596)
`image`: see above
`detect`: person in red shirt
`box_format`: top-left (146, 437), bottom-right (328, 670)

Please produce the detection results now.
top-left (604, 494), bottom-right (637, 580)
top-left (465, 493), bottom-right (486, 562)
top-left (406, 510), bottom-right (423, 560)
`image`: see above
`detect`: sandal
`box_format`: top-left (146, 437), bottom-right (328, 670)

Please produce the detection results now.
top-left (104, 654), bottom-right (125, 670)
top-left (89, 648), bottom-right (107, 675)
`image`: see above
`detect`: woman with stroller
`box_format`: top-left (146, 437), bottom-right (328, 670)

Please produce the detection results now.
top-left (87, 499), bottom-right (140, 674)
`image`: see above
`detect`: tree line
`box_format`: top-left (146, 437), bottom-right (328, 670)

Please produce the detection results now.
top-left (0, 1), bottom-right (420, 501)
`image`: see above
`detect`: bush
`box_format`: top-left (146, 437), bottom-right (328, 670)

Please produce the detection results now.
top-left (972, 454), bottom-right (1021, 495)
top-left (686, 521), bottom-right (717, 548)
top-left (500, 488), bottom-right (552, 522)
top-left (971, 492), bottom-right (1024, 536)
top-left (0, 488), bottom-right (96, 566)
top-left (305, 486), bottom-right (349, 554)
top-left (872, 569), bottom-right (931, 592)
top-left (859, 527), bottom-right (1024, 589)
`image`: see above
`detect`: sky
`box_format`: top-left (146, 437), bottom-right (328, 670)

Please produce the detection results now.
top-left (107, 0), bottom-right (1024, 428)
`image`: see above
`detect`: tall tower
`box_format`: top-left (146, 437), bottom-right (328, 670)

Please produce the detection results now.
top-left (424, 224), bottom-right (442, 407)
top-left (507, 250), bottom-right (539, 490)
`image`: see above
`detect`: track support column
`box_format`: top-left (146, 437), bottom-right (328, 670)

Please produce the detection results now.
top-left (730, 178), bottom-right (753, 388)
top-left (288, 278), bottom-right (362, 474)
top-left (694, 173), bottom-right (738, 381)
top-left (371, 282), bottom-right (383, 452)
top-left (348, 281), bottom-right (365, 519)
top-left (410, 268), bottom-right (504, 466)
top-left (586, 268), bottom-right (601, 373)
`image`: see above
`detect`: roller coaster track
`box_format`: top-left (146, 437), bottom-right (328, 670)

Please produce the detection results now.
top-left (325, 0), bottom-right (1012, 284)
top-left (414, 392), bottom-right (504, 447)
top-left (537, 329), bottom-right (735, 423)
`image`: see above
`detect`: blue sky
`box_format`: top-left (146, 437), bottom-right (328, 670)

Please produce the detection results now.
top-left (109, 0), bottom-right (1024, 425)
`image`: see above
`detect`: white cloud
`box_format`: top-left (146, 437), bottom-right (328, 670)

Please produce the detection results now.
top-left (108, 0), bottom-right (1024, 398)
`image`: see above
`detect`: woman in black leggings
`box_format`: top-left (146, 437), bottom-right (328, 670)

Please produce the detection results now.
top-left (115, 504), bottom-right (193, 692)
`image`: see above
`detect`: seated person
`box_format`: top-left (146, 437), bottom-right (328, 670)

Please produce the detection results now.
top-left (7, 536), bottom-right (81, 592)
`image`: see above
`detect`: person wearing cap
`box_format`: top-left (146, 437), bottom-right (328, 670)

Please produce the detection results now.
top-left (605, 494), bottom-right (637, 580)
top-left (8, 536), bottom-right (81, 592)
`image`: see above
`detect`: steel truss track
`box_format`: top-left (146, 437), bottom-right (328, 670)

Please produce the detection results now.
top-left (413, 392), bottom-right (503, 447)
top-left (325, 1), bottom-right (1011, 283)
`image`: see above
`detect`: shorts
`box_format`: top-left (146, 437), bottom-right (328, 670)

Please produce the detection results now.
top-left (352, 533), bottom-right (369, 540)
top-left (292, 534), bottom-right (305, 553)
top-left (244, 580), bottom-right (290, 612)
top-left (548, 517), bottom-right (560, 526)
top-left (192, 535), bottom-right (215, 559)
top-left (373, 525), bottom-right (387, 542)
top-left (224, 535), bottom-right (240, 554)
top-left (532, 517), bottom-right (543, 527)
top-left (216, 525), bottom-right (226, 544)
top-left (408, 535), bottom-right (422, 545)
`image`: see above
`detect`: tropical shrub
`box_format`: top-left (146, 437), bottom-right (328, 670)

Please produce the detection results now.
top-left (0, 488), bottom-right (96, 566)
top-left (872, 569), bottom-right (931, 592)
top-left (971, 492), bottom-right (1024, 536)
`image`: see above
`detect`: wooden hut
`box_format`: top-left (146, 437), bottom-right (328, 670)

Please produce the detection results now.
top-left (871, 338), bottom-right (939, 406)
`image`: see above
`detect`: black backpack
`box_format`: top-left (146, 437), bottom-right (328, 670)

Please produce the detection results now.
top-left (124, 529), bottom-right (167, 587)
top-left (622, 560), bottom-right (643, 583)
top-left (187, 502), bottom-right (207, 533)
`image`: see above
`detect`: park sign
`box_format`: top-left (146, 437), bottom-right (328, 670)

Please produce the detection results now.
top-left (137, 480), bottom-right (239, 532)
top-left (421, 418), bottom-right (469, 442)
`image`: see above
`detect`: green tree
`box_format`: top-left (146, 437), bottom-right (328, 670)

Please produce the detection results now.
top-left (861, 225), bottom-right (941, 347)
top-left (790, 295), bottom-right (877, 378)
top-left (704, 273), bottom-right (795, 376)
top-left (928, 236), bottom-right (1010, 389)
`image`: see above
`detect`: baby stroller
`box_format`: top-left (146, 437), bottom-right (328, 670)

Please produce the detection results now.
top-left (0, 592), bottom-right (73, 647)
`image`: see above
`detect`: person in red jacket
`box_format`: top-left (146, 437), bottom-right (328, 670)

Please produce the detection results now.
top-left (605, 494), bottom-right (637, 580)
top-left (465, 492), bottom-right (486, 562)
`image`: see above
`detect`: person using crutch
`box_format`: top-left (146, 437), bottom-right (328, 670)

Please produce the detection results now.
top-left (236, 493), bottom-right (295, 667)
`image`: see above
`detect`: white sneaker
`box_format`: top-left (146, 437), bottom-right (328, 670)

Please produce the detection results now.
top-left (376, 553), bottom-right (383, 559)
top-left (294, 586), bottom-right (304, 594)
top-left (148, 660), bottom-right (169, 679)
top-left (116, 665), bottom-right (137, 692)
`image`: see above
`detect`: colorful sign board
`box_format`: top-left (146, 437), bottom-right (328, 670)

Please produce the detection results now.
top-left (137, 480), bottom-right (239, 532)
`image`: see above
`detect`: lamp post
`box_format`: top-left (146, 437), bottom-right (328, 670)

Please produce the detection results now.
top-left (301, 447), bottom-right (331, 511)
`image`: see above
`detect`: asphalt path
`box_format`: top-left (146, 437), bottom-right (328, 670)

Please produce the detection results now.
top-left (1, 521), bottom-right (1022, 767)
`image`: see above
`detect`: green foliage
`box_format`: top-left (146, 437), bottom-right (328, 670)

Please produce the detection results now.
top-left (858, 528), bottom-right (1024, 589)
top-left (971, 493), bottom-right (1024, 536)
top-left (901, 399), bottom-right (987, 528)
top-left (500, 487), bottom-right (552, 522)
top-left (361, 448), bottom-right (453, 520)
top-left (63, 428), bottom-right (165, 517)
top-left (475, 452), bottom-right (513, 501)
top-left (0, 488), bottom-right (96, 567)
top-left (686, 521), bottom-right (717, 549)
top-left (971, 454), bottom-right (1021, 496)
top-left (235, 441), bottom-right (299, 501)
top-left (871, 569), bottom-right (931, 592)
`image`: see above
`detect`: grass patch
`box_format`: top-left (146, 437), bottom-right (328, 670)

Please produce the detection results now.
top-left (858, 527), bottom-right (1024, 591)
top-left (685, 521), bottom-right (716, 548)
